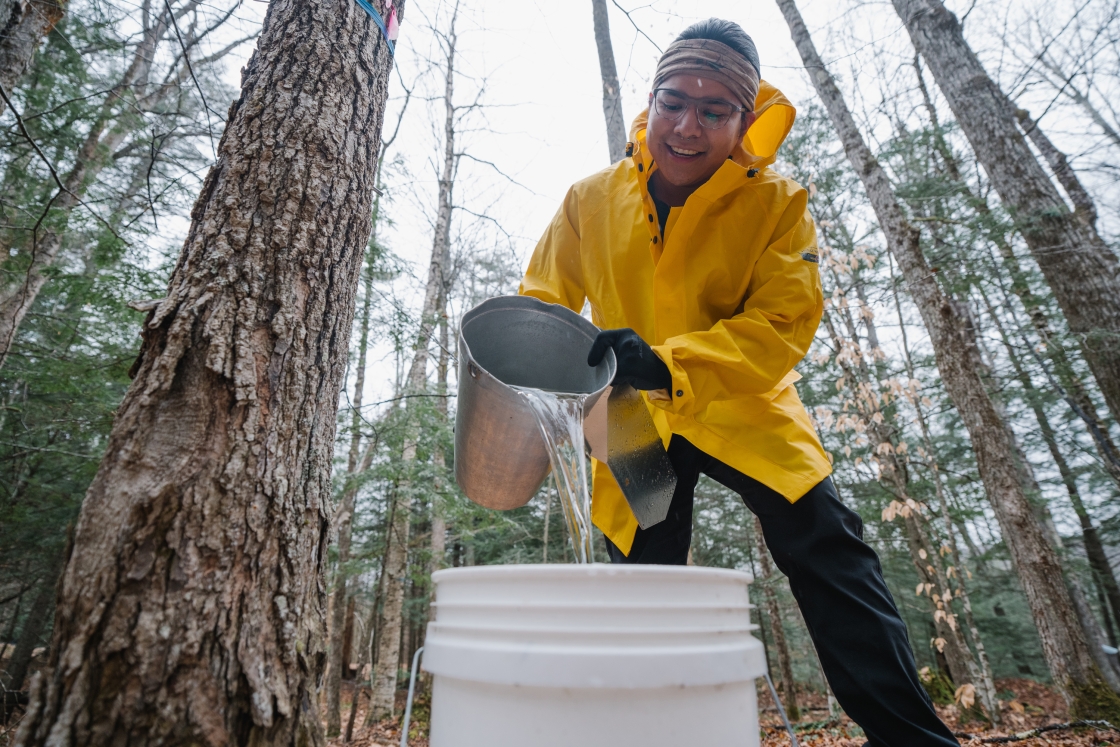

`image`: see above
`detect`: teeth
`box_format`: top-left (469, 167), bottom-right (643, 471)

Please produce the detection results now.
top-left (670, 146), bottom-right (700, 156)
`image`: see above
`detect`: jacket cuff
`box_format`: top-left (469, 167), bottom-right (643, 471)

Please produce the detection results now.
top-left (650, 344), bottom-right (693, 415)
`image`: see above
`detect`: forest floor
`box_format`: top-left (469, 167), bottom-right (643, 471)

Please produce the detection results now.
top-left (328, 677), bottom-right (1118, 747)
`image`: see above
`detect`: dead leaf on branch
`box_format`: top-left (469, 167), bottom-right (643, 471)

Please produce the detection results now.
top-left (954, 683), bottom-right (976, 710)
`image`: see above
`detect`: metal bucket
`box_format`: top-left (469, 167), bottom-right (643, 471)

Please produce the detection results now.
top-left (454, 296), bottom-right (615, 510)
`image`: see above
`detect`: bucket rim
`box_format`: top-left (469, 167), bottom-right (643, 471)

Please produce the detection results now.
top-left (458, 295), bottom-right (616, 395)
top-left (431, 563), bottom-right (753, 584)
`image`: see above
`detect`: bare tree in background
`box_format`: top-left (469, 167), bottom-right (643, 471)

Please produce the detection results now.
top-left (890, 0), bottom-right (1120, 433)
top-left (777, 0), bottom-right (1120, 719)
top-left (907, 57), bottom-right (1120, 648)
top-left (324, 83), bottom-right (412, 739)
top-left (13, 0), bottom-right (398, 742)
top-left (0, 0), bottom-right (254, 370)
top-left (1002, 2), bottom-right (1120, 154)
top-left (0, 0), bottom-right (66, 116)
top-left (591, 0), bottom-right (627, 163)
top-left (369, 0), bottom-right (461, 722)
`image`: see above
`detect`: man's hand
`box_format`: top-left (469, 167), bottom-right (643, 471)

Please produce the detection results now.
top-left (587, 328), bottom-right (672, 392)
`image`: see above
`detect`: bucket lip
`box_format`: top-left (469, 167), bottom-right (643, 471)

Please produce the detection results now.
top-left (459, 295), bottom-right (616, 394)
top-left (432, 563), bottom-right (753, 585)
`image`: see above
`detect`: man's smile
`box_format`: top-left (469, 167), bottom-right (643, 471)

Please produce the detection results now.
top-left (663, 145), bottom-right (707, 162)
top-left (666, 144), bottom-right (704, 158)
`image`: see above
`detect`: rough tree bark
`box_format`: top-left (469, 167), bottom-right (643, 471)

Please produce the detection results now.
top-left (912, 60), bottom-right (1120, 680)
top-left (0, 0), bottom-right (66, 116)
top-left (777, 0), bottom-right (1120, 717)
top-left (369, 1), bottom-right (458, 721)
top-left (13, 0), bottom-right (397, 744)
top-left (902, 79), bottom-right (1120, 692)
top-left (891, 0), bottom-right (1120, 428)
top-left (590, 0), bottom-right (626, 163)
top-left (752, 515), bottom-right (800, 721)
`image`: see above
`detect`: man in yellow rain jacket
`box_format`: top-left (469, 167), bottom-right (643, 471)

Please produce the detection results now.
top-left (520, 18), bottom-right (958, 747)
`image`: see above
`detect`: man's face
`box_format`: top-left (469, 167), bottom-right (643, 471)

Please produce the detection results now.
top-left (646, 73), bottom-right (756, 194)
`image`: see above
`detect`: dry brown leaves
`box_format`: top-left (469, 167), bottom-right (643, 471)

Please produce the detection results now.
top-left (331, 677), bottom-right (1116, 747)
top-left (757, 679), bottom-right (1117, 746)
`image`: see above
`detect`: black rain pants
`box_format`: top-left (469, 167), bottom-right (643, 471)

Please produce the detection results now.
top-left (604, 435), bottom-right (959, 747)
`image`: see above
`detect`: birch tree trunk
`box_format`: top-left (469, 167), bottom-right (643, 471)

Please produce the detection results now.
top-left (369, 2), bottom-right (458, 720)
top-left (13, 0), bottom-right (396, 743)
top-left (590, 0), bottom-right (626, 163)
top-left (0, 0), bottom-right (66, 116)
top-left (891, 0), bottom-right (1120, 428)
top-left (777, 0), bottom-right (1120, 718)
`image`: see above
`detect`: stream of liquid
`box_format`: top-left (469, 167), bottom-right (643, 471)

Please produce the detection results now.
top-left (515, 387), bottom-right (595, 563)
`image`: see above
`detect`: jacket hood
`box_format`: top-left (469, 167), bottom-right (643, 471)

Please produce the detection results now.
top-left (628, 80), bottom-right (797, 171)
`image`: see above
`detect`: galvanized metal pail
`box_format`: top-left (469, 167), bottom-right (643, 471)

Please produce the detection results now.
top-left (454, 296), bottom-right (616, 510)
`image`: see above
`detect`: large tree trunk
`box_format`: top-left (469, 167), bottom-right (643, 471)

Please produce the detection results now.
top-left (13, 0), bottom-right (397, 744)
top-left (369, 2), bottom-right (458, 721)
top-left (891, 0), bottom-right (1120, 429)
top-left (0, 0), bottom-right (66, 115)
top-left (590, 0), bottom-right (626, 163)
top-left (777, 0), bottom-right (1120, 718)
top-left (912, 59), bottom-right (1120, 491)
top-left (752, 515), bottom-right (799, 721)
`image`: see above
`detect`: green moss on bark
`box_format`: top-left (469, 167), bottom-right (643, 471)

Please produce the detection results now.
top-left (1069, 675), bottom-right (1120, 723)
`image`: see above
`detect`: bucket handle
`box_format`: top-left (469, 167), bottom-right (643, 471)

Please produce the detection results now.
top-left (399, 646), bottom-right (424, 747)
top-left (764, 670), bottom-right (800, 746)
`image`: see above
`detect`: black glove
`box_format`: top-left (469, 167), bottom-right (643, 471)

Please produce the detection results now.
top-left (587, 328), bottom-right (672, 392)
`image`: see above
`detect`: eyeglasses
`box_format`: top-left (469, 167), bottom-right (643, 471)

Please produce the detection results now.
top-left (651, 88), bottom-right (745, 130)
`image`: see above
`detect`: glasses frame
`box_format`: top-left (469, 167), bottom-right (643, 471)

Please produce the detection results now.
top-left (650, 87), bottom-right (746, 131)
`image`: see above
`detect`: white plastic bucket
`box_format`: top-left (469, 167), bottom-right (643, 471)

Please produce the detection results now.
top-left (424, 564), bottom-right (767, 747)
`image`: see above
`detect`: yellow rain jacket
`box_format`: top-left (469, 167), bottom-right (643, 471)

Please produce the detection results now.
top-left (519, 82), bottom-right (831, 556)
